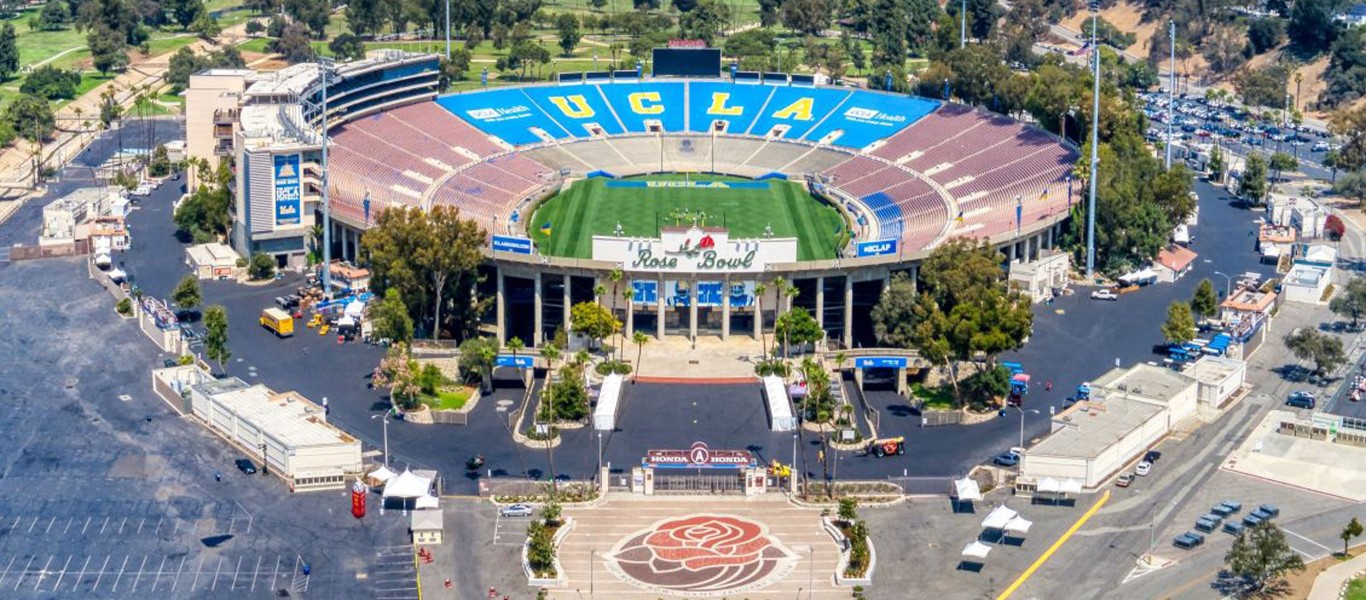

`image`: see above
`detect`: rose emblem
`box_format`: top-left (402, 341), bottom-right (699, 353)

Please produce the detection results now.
top-left (606, 514), bottom-right (797, 596)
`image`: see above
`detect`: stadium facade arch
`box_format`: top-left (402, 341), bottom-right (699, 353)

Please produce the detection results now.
top-left (217, 51), bottom-right (1077, 348)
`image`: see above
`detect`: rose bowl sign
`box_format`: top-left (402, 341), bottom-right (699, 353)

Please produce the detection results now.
top-left (593, 226), bottom-right (797, 274)
top-left (606, 514), bottom-right (798, 596)
top-left (644, 442), bottom-right (757, 469)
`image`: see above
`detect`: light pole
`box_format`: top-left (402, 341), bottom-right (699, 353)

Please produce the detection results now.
top-left (960, 0), bottom-right (966, 48)
top-left (372, 410), bottom-right (392, 467)
top-left (1212, 271), bottom-right (1232, 298)
top-left (444, 0), bottom-right (450, 60)
top-left (596, 429), bottom-right (603, 473)
top-left (316, 57), bottom-right (336, 294)
top-left (1005, 405), bottom-right (1040, 450)
top-left (1085, 0), bottom-right (1101, 279)
top-left (1165, 20), bottom-right (1175, 170)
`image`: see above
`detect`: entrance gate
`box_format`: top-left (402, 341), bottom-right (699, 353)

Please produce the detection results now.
top-left (652, 469), bottom-right (746, 494)
top-left (635, 442), bottom-right (766, 496)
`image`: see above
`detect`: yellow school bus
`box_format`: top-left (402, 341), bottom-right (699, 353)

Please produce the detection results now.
top-left (260, 307), bottom-right (295, 337)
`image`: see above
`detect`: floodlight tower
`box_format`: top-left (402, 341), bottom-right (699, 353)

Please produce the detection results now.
top-left (1165, 20), bottom-right (1175, 170)
top-left (1085, 0), bottom-right (1101, 279)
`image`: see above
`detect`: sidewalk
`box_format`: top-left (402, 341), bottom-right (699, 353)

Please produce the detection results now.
top-left (1309, 552), bottom-right (1366, 600)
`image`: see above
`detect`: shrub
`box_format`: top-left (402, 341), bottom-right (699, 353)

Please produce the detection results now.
top-left (248, 252), bottom-right (275, 280)
top-left (594, 359), bottom-right (632, 375)
top-left (235, 257), bottom-right (248, 268)
top-left (116, 298), bottom-right (132, 315)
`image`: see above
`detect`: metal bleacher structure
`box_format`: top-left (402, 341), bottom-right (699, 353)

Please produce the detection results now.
top-left (323, 77), bottom-right (1079, 254)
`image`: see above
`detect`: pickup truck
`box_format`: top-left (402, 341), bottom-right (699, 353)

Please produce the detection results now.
top-left (1090, 289), bottom-right (1119, 301)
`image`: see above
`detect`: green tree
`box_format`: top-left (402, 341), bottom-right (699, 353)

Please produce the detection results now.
top-left (570, 301), bottom-right (619, 351)
top-left (174, 162), bottom-right (232, 242)
top-left (1234, 64), bottom-right (1289, 109)
top-left (248, 252), bottom-right (276, 280)
top-left (1269, 151), bottom-right (1298, 182)
top-left (0, 23), bottom-right (18, 80)
top-left (203, 305), bottom-right (231, 373)
top-left (871, 272), bottom-right (918, 348)
top-left (1191, 278), bottom-right (1219, 319)
top-left (373, 343), bottom-right (421, 410)
top-left (781, 0), bottom-right (829, 35)
top-left (328, 33), bottom-right (365, 61)
top-left (555, 13), bottom-right (580, 57)
top-left (1247, 18), bottom-right (1284, 55)
top-left (163, 0), bottom-right (204, 29)
top-left (88, 24), bottom-right (130, 75)
top-left (1287, 0), bottom-right (1339, 54)
top-left (284, 0), bottom-right (329, 36)
top-left (1161, 301), bottom-right (1196, 344)
top-left (361, 205), bottom-right (487, 341)
top-left (345, 0), bottom-right (384, 35)
top-left (632, 330), bottom-right (649, 382)
top-left (677, 0), bottom-right (729, 46)
top-left (1239, 153), bottom-right (1269, 204)
top-left (457, 336), bottom-right (498, 392)
top-left (1225, 521), bottom-right (1306, 593)
top-left (1343, 517), bottom-right (1364, 556)
top-left (1329, 104), bottom-right (1366, 173)
top-left (775, 308), bottom-right (822, 355)
top-left (1284, 327), bottom-right (1346, 378)
top-left (1337, 171), bottom-right (1366, 205)
top-left (371, 288), bottom-right (415, 345)
top-left (191, 12), bottom-right (221, 38)
top-left (1208, 144), bottom-right (1226, 181)
top-left (172, 274), bottom-right (202, 314)
top-left (1331, 277), bottom-right (1366, 327)
top-left (30, 0), bottom-right (71, 31)
top-left (963, 364), bottom-right (1011, 407)
top-left (270, 23), bottom-right (316, 63)
top-left (5, 95), bottom-right (57, 142)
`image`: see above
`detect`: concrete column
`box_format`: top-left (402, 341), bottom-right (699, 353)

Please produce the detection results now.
top-left (1028, 235), bottom-right (1038, 262)
top-left (533, 274), bottom-right (544, 347)
top-left (626, 295), bottom-right (634, 339)
top-left (753, 283), bottom-right (762, 341)
top-left (656, 275), bottom-right (665, 340)
top-left (815, 276), bottom-right (825, 329)
top-left (496, 269), bottom-right (506, 346)
top-left (1046, 225), bottom-right (1055, 249)
top-left (721, 277), bottom-right (731, 340)
top-left (689, 280), bottom-right (698, 341)
top-left (563, 274), bottom-right (571, 332)
top-left (843, 276), bottom-right (853, 349)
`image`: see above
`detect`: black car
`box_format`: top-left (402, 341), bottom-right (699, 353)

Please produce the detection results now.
top-left (1144, 450), bottom-right (1162, 463)
top-left (235, 459), bottom-right (257, 474)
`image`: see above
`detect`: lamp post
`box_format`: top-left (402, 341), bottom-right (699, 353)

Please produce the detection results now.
top-left (372, 410), bottom-right (392, 467)
top-left (1085, 0), bottom-right (1101, 279)
top-left (1165, 20), bottom-right (1175, 170)
top-left (316, 57), bottom-right (336, 294)
top-left (1212, 271), bottom-right (1232, 298)
top-left (1005, 405), bottom-right (1040, 450)
top-left (960, 0), bottom-right (967, 48)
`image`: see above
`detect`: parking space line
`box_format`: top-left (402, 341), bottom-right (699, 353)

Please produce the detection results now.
top-left (9, 516), bottom-right (18, 531)
top-left (81, 517), bottom-right (90, 534)
top-left (1283, 527), bottom-right (1334, 553)
top-left (136, 518), bottom-right (145, 535)
top-left (251, 555), bottom-right (262, 591)
top-left (34, 555), bottom-right (53, 591)
top-left (110, 555), bottom-right (128, 592)
top-left (152, 556), bottom-right (165, 593)
top-left (15, 556), bottom-right (34, 590)
top-left (117, 517), bottom-right (127, 535)
top-left (171, 555), bottom-right (186, 592)
top-left (27, 516), bottom-right (38, 533)
top-left (154, 518), bottom-right (164, 536)
top-left (171, 520), bottom-right (179, 535)
top-left (190, 555), bottom-right (204, 591)
top-left (73, 556), bottom-right (90, 591)
top-left (131, 555), bottom-right (148, 591)
top-left (92, 555), bottom-right (110, 592)
top-left (99, 517), bottom-right (109, 534)
top-left (52, 555), bottom-right (73, 591)
top-left (63, 517), bottom-right (73, 534)
top-left (44, 516), bottom-right (56, 534)
top-left (272, 555), bottom-right (281, 591)
top-left (0, 555), bottom-right (15, 586)
top-left (211, 557), bottom-right (222, 591)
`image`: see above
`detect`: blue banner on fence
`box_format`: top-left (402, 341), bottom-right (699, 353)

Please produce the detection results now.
top-left (855, 239), bottom-right (898, 257)
top-left (491, 235), bottom-right (533, 254)
top-left (495, 355), bottom-right (535, 368)
top-left (854, 357), bottom-right (908, 369)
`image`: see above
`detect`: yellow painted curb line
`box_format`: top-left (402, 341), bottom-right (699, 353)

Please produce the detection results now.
top-left (413, 547), bottom-right (423, 600)
top-left (996, 489), bottom-right (1111, 600)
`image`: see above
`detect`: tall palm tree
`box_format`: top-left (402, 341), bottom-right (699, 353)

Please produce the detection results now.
top-left (754, 282), bottom-right (768, 360)
top-left (606, 269), bottom-right (622, 358)
top-left (507, 336), bottom-right (525, 382)
top-left (632, 331), bottom-right (648, 383)
top-left (539, 343), bottom-right (561, 497)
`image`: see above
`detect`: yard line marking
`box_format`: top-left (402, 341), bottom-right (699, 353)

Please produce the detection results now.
top-left (996, 490), bottom-right (1111, 600)
top-left (44, 516), bottom-right (56, 534)
top-left (15, 556), bottom-right (34, 590)
top-left (34, 555), bottom-right (53, 591)
top-left (63, 517), bottom-right (73, 534)
top-left (52, 555), bottom-right (73, 591)
top-left (211, 557), bottom-right (223, 591)
top-left (171, 555), bottom-right (186, 592)
top-left (131, 555), bottom-right (148, 591)
top-left (1283, 527), bottom-right (1335, 553)
top-left (92, 555), bottom-right (110, 592)
top-left (190, 555), bottom-right (204, 591)
top-left (81, 517), bottom-right (90, 534)
top-left (99, 517), bottom-right (109, 534)
top-left (152, 556), bottom-right (166, 592)
top-left (0, 555), bottom-right (16, 586)
top-left (73, 556), bottom-right (90, 590)
top-left (251, 555), bottom-right (262, 591)
top-left (110, 555), bottom-right (129, 592)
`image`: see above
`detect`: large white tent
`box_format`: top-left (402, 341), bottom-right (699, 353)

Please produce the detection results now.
top-left (415, 495), bottom-right (439, 510)
top-left (1003, 516), bottom-right (1033, 535)
top-left (962, 541), bottom-right (992, 560)
top-left (368, 465), bottom-right (397, 484)
top-left (954, 477), bottom-right (983, 502)
top-left (383, 469), bottom-right (433, 499)
top-left (981, 505), bottom-right (1019, 530)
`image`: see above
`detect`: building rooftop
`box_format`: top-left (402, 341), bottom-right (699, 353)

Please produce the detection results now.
top-left (192, 379), bottom-right (356, 448)
top-left (1030, 396), bottom-right (1166, 459)
top-left (410, 509), bottom-right (443, 531)
top-left (1090, 363), bottom-right (1196, 405)
top-left (1221, 287), bottom-right (1276, 312)
top-left (1156, 245), bottom-right (1198, 272)
top-left (1187, 356), bottom-right (1244, 384)
top-left (187, 242), bottom-right (239, 264)
top-left (1285, 262), bottom-right (1330, 287)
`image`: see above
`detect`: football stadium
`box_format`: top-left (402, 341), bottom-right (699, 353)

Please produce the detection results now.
top-left (226, 50), bottom-right (1079, 349)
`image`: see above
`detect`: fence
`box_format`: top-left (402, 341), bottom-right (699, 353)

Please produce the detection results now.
top-left (429, 410), bottom-right (468, 425)
top-left (921, 410), bottom-right (963, 427)
top-left (9, 239), bottom-right (89, 260)
top-left (849, 375), bottom-right (881, 437)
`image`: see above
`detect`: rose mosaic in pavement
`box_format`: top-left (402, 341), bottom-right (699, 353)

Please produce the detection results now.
top-left (604, 514), bottom-right (798, 597)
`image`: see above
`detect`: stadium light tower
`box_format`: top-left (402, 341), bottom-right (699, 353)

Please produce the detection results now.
top-left (1165, 20), bottom-right (1175, 170)
top-left (960, 0), bottom-right (967, 48)
top-left (317, 57), bottom-right (336, 294)
top-left (1085, 0), bottom-right (1100, 279)
top-left (445, 0), bottom-right (450, 60)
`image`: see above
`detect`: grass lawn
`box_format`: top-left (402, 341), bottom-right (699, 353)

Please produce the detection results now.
top-left (238, 37), bottom-right (271, 53)
top-left (1348, 578), bottom-right (1366, 600)
top-left (529, 174), bottom-right (845, 261)
top-left (422, 387), bottom-right (473, 411)
top-left (912, 382), bottom-right (956, 411)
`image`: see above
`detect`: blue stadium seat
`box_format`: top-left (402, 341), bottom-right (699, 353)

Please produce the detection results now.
top-left (522, 84), bottom-right (625, 136)
top-left (860, 192), bottom-right (904, 241)
top-left (686, 81), bottom-right (771, 133)
top-left (804, 91), bottom-right (939, 149)
top-left (435, 89), bottom-right (569, 145)
top-left (599, 82), bottom-right (686, 132)
top-left (747, 86), bottom-right (850, 139)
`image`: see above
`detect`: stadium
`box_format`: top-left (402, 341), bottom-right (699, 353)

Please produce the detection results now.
top-left (225, 50), bottom-right (1079, 349)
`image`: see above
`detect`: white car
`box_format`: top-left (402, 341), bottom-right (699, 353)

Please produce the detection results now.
top-left (1091, 289), bottom-right (1119, 301)
top-left (499, 504), bottom-right (534, 518)
top-left (1135, 461), bottom-right (1152, 476)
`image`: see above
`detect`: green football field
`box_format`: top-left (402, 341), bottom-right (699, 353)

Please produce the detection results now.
top-left (528, 174), bottom-right (847, 260)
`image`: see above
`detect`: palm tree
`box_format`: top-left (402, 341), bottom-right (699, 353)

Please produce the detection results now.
top-left (632, 330), bottom-right (648, 383)
top-left (539, 343), bottom-right (561, 493)
top-left (507, 336), bottom-right (525, 382)
top-left (607, 269), bottom-right (623, 356)
top-left (754, 282), bottom-right (768, 359)
top-left (593, 283), bottom-right (607, 353)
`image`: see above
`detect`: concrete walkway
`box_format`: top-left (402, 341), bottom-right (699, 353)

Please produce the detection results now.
top-left (1309, 551), bottom-right (1366, 600)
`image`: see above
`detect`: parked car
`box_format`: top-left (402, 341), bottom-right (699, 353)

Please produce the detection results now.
top-left (163, 358), bottom-right (178, 368)
top-left (1116, 473), bottom-right (1135, 488)
top-left (1286, 391), bottom-right (1316, 409)
top-left (992, 451), bottom-right (1021, 467)
top-left (1144, 450), bottom-right (1162, 463)
top-left (1243, 513), bottom-right (1265, 527)
top-left (1091, 289), bottom-right (1119, 301)
top-left (1135, 461), bottom-right (1152, 476)
top-left (1255, 504), bottom-right (1279, 518)
top-left (1173, 531), bottom-right (1205, 549)
top-left (499, 504), bottom-right (534, 518)
top-left (1223, 521), bottom-right (1245, 535)
top-left (234, 459), bottom-right (257, 474)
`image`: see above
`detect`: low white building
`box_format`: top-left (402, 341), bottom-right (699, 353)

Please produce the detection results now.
top-left (1186, 356), bottom-right (1247, 408)
top-left (411, 509), bottom-right (444, 545)
top-left (1154, 245), bottom-right (1198, 283)
top-left (189, 378), bottom-right (362, 491)
top-left (186, 243), bottom-right (240, 279)
top-left (1282, 262), bottom-right (1332, 304)
top-left (1021, 364), bottom-right (1198, 489)
top-left (1009, 250), bottom-right (1070, 303)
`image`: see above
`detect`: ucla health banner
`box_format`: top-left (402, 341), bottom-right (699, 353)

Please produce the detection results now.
top-left (855, 239), bottom-right (898, 257)
top-left (273, 154), bottom-right (301, 226)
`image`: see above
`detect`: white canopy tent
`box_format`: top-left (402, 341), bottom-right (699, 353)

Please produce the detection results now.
top-left (415, 495), bottom-right (439, 510)
top-left (344, 300), bottom-right (366, 319)
top-left (962, 541), bottom-right (992, 560)
top-left (981, 505), bottom-right (1019, 530)
top-left (1059, 478), bottom-right (1083, 494)
top-left (368, 465), bottom-right (396, 484)
top-left (593, 374), bottom-right (623, 431)
top-left (1036, 478), bottom-right (1062, 494)
top-left (1003, 516), bottom-right (1033, 535)
top-left (382, 469), bottom-right (433, 499)
top-left (954, 477), bottom-right (983, 502)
